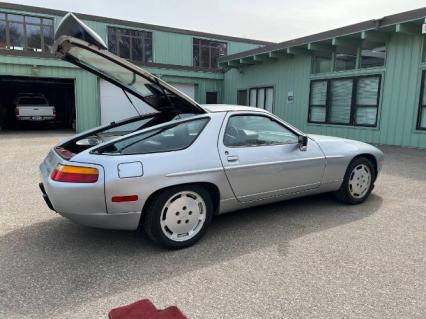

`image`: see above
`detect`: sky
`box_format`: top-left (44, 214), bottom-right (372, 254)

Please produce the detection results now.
top-left (5, 0), bottom-right (426, 42)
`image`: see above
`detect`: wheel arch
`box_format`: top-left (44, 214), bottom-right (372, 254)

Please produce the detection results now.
top-left (140, 182), bottom-right (221, 222)
top-left (351, 153), bottom-right (378, 179)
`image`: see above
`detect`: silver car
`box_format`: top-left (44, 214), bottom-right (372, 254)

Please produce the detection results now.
top-left (39, 14), bottom-right (384, 249)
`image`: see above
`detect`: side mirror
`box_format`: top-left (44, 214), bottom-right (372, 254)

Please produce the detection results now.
top-left (298, 135), bottom-right (308, 151)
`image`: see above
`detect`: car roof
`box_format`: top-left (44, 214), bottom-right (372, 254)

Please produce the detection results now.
top-left (201, 104), bottom-right (269, 113)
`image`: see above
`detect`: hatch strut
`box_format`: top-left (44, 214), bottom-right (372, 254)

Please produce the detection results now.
top-left (122, 89), bottom-right (142, 116)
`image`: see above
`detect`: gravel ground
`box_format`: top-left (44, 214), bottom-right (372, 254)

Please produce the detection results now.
top-left (0, 131), bottom-right (425, 319)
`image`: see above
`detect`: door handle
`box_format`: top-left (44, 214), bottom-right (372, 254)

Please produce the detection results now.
top-left (227, 155), bottom-right (239, 162)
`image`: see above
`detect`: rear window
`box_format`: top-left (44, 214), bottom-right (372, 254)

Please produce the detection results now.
top-left (18, 97), bottom-right (47, 105)
top-left (96, 118), bottom-right (209, 155)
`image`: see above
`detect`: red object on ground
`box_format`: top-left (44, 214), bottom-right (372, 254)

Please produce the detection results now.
top-left (109, 299), bottom-right (187, 319)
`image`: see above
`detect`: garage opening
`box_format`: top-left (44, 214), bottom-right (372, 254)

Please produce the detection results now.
top-left (0, 76), bottom-right (75, 131)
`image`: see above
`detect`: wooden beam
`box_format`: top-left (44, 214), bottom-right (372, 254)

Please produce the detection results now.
top-left (395, 23), bottom-right (421, 35)
top-left (239, 57), bottom-right (256, 65)
top-left (269, 49), bottom-right (287, 58)
top-left (286, 47), bottom-right (309, 55)
top-left (307, 42), bottom-right (334, 53)
top-left (332, 37), bottom-right (362, 48)
top-left (227, 60), bottom-right (241, 67)
top-left (361, 30), bottom-right (390, 43)
top-left (253, 54), bottom-right (269, 62)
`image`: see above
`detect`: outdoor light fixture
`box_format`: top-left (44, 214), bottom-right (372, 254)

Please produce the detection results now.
top-left (31, 65), bottom-right (40, 73)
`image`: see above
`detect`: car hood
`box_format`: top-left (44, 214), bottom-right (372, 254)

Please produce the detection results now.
top-left (53, 13), bottom-right (206, 116)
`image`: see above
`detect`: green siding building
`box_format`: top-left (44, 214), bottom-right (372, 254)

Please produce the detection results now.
top-left (220, 8), bottom-right (426, 148)
top-left (0, 2), bottom-right (425, 148)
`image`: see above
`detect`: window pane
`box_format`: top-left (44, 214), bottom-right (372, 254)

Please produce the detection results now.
top-left (310, 81), bottom-right (327, 105)
top-left (193, 44), bottom-right (199, 66)
top-left (9, 22), bottom-right (24, 50)
top-left (257, 88), bottom-right (265, 109)
top-left (102, 118), bottom-right (209, 155)
top-left (218, 43), bottom-right (227, 56)
top-left (42, 25), bottom-right (53, 51)
top-left (107, 29), bottom-right (117, 54)
top-left (237, 90), bottom-right (247, 106)
top-left (249, 89), bottom-right (257, 107)
top-left (25, 16), bottom-right (41, 24)
top-left (310, 106), bottom-right (326, 122)
top-left (144, 37), bottom-right (152, 63)
top-left (361, 41), bottom-right (386, 68)
top-left (119, 36), bottom-right (130, 59)
top-left (8, 14), bottom-right (23, 22)
top-left (210, 47), bottom-right (219, 68)
top-left (0, 13), bottom-right (5, 20)
top-left (26, 24), bottom-right (42, 51)
top-left (265, 88), bottom-right (274, 112)
top-left (356, 77), bottom-right (379, 105)
top-left (329, 79), bottom-right (353, 124)
top-left (224, 115), bottom-right (298, 147)
top-left (42, 18), bottom-right (53, 26)
top-left (0, 20), bottom-right (5, 48)
top-left (420, 107), bottom-right (426, 128)
top-left (335, 47), bottom-right (357, 71)
top-left (201, 46), bottom-right (210, 68)
top-left (312, 54), bottom-right (332, 73)
top-left (356, 107), bottom-right (377, 125)
top-left (132, 37), bottom-right (143, 61)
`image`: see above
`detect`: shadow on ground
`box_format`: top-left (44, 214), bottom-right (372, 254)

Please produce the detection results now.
top-left (0, 194), bottom-right (382, 317)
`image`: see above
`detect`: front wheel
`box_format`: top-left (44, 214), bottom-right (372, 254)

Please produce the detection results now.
top-left (335, 157), bottom-right (376, 204)
top-left (142, 185), bottom-right (213, 249)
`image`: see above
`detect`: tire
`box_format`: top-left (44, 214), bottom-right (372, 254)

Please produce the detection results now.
top-left (335, 157), bottom-right (376, 205)
top-left (142, 185), bottom-right (213, 249)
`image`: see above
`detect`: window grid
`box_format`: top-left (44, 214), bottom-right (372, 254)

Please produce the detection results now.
top-left (417, 70), bottom-right (426, 130)
top-left (308, 75), bottom-right (381, 127)
top-left (249, 87), bottom-right (274, 112)
top-left (107, 27), bottom-right (153, 63)
top-left (0, 12), bottom-right (53, 52)
top-left (193, 38), bottom-right (227, 69)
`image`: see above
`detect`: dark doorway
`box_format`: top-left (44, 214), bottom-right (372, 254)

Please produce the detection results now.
top-left (206, 91), bottom-right (218, 104)
top-left (0, 76), bottom-right (75, 131)
top-left (237, 89), bottom-right (248, 106)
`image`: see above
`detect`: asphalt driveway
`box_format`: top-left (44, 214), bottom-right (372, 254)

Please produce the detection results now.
top-left (0, 131), bottom-right (425, 319)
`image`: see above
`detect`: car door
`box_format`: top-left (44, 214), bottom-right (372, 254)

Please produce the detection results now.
top-left (218, 112), bottom-right (326, 202)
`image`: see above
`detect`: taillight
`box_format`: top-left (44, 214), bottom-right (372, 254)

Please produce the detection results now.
top-left (51, 164), bottom-right (99, 183)
top-left (15, 107), bottom-right (19, 116)
top-left (53, 107), bottom-right (56, 117)
top-left (55, 147), bottom-right (74, 160)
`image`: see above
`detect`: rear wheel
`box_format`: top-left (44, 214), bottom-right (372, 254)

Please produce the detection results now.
top-left (335, 157), bottom-right (376, 204)
top-left (142, 185), bottom-right (213, 249)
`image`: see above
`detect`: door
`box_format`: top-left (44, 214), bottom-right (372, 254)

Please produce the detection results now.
top-left (169, 83), bottom-right (195, 99)
top-left (206, 91), bottom-right (218, 104)
top-left (218, 113), bottom-right (326, 202)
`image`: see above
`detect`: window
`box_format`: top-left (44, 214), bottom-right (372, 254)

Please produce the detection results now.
top-left (107, 27), bottom-right (153, 63)
top-left (193, 38), bottom-right (227, 69)
top-left (206, 92), bottom-right (218, 104)
top-left (335, 46), bottom-right (357, 71)
top-left (312, 52), bottom-right (332, 74)
top-left (98, 118), bottom-right (209, 155)
top-left (237, 90), bottom-right (248, 106)
top-left (361, 41), bottom-right (386, 68)
top-left (308, 75), bottom-right (381, 127)
top-left (0, 13), bottom-right (53, 52)
top-left (249, 87), bottom-right (274, 112)
top-left (224, 115), bottom-right (298, 147)
top-left (417, 70), bottom-right (426, 130)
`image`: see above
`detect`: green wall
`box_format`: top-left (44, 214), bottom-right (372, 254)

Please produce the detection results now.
top-left (223, 34), bottom-right (426, 148)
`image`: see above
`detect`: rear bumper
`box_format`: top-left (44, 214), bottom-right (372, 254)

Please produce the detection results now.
top-left (39, 150), bottom-right (142, 231)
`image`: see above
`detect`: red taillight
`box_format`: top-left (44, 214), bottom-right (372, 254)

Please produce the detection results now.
top-left (111, 195), bottom-right (139, 203)
top-left (55, 147), bottom-right (74, 160)
top-left (15, 107), bottom-right (19, 116)
top-left (51, 164), bottom-right (99, 183)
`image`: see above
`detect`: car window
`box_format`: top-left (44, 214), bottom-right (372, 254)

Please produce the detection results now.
top-left (97, 118), bottom-right (209, 155)
top-left (224, 115), bottom-right (298, 147)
